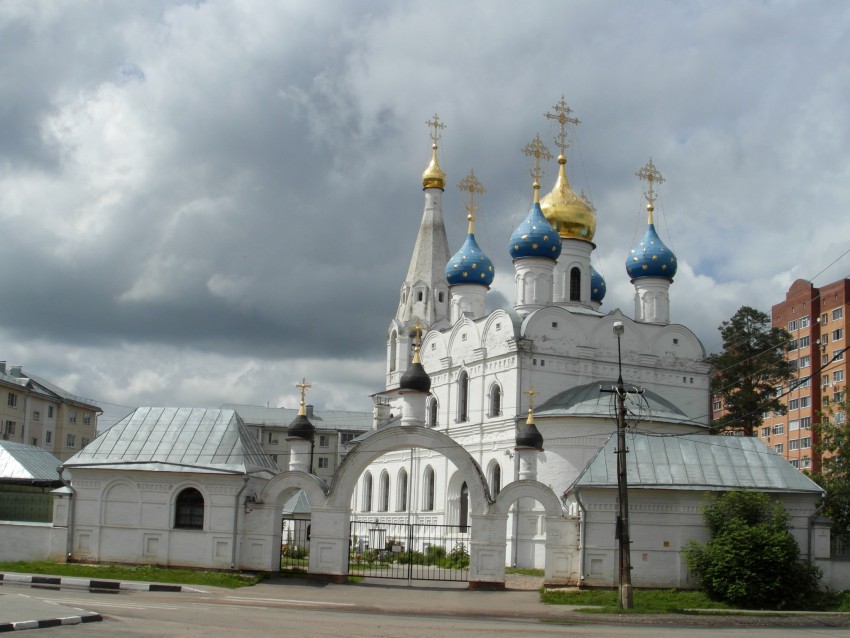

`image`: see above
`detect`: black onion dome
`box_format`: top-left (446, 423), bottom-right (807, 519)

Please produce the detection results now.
top-left (286, 413), bottom-right (315, 441)
top-left (399, 361), bottom-right (431, 393)
top-left (515, 416), bottom-right (544, 451)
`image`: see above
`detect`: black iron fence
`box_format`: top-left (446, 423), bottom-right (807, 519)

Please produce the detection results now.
top-left (349, 520), bottom-right (470, 582)
top-left (280, 518), bottom-right (310, 573)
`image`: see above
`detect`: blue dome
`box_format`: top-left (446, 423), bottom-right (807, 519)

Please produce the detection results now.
top-left (509, 202), bottom-right (562, 261)
top-left (626, 223), bottom-right (677, 280)
top-left (590, 266), bottom-right (606, 302)
top-left (446, 232), bottom-right (495, 287)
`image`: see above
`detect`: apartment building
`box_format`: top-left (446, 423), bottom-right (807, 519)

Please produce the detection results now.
top-left (0, 362), bottom-right (101, 461)
top-left (223, 403), bottom-right (370, 483)
top-left (722, 278), bottom-right (850, 472)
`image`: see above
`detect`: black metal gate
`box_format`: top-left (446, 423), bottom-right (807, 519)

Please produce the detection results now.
top-left (280, 518), bottom-right (310, 573)
top-left (348, 520), bottom-right (470, 582)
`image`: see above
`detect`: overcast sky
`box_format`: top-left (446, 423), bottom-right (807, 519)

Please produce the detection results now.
top-left (1, 0), bottom-right (848, 428)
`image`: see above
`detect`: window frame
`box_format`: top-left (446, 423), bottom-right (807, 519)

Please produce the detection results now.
top-left (174, 487), bottom-right (205, 530)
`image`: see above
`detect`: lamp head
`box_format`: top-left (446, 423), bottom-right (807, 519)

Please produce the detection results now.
top-left (613, 321), bottom-right (625, 337)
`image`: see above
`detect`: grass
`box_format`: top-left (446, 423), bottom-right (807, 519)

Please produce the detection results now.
top-left (0, 561), bottom-right (261, 589)
top-left (541, 588), bottom-right (731, 614)
top-left (541, 587), bottom-right (850, 614)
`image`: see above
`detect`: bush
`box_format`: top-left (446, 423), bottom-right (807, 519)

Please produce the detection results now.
top-left (685, 491), bottom-right (821, 609)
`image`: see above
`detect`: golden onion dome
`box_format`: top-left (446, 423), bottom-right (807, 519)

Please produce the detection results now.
top-left (540, 155), bottom-right (596, 241)
top-left (422, 143), bottom-right (446, 190)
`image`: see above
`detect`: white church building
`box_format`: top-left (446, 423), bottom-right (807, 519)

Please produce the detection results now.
top-left (351, 104), bottom-right (713, 568)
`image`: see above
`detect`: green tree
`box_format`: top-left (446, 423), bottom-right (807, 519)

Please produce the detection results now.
top-left (685, 491), bottom-right (820, 609)
top-left (811, 399), bottom-right (850, 535)
top-left (708, 306), bottom-right (794, 436)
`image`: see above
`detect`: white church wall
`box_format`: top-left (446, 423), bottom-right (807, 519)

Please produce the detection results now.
top-left (0, 521), bottom-right (66, 562)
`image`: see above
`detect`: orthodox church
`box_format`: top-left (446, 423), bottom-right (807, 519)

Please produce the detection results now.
top-left (352, 100), bottom-right (712, 567)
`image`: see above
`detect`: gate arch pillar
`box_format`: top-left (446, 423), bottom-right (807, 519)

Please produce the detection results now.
top-left (307, 507), bottom-right (351, 582)
top-left (468, 513), bottom-right (508, 589)
top-left (544, 515), bottom-right (580, 586)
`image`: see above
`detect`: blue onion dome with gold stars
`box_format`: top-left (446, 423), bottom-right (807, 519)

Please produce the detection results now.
top-left (509, 201), bottom-right (562, 261)
top-left (590, 266), bottom-right (606, 302)
top-left (626, 205), bottom-right (678, 281)
top-left (446, 226), bottom-right (494, 287)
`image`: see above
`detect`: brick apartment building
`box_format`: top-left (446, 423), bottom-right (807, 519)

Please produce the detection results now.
top-left (712, 278), bottom-right (849, 472)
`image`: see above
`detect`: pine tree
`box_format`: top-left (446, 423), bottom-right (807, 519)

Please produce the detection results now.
top-left (709, 306), bottom-right (794, 436)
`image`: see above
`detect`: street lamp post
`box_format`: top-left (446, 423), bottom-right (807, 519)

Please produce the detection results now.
top-left (613, 321), bottom-right (633, 609)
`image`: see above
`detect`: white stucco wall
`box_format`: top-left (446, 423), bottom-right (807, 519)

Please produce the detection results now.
top-left (0, 521), bottom-right (66, 562)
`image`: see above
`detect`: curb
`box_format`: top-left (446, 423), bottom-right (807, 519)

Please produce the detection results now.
top-left (0, 614), bottom-right (102, 633)
top-left (0, 573), bottom-right (202, 593)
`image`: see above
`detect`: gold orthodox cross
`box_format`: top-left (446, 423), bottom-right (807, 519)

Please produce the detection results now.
top-left (636, 158), bottom-right (665, 209)
top-left (295, 377), bottom-right (311, 406)
top-left (426, 113), bottom-right (446, 146)
top-left (544, 95), bottom-right (580, 156)
top-left (458, 170), bottom-right (485, 223)
top-left (522, 134), bottom-right (551, 187)
top-left (526, 385), bottom-right (541, 412)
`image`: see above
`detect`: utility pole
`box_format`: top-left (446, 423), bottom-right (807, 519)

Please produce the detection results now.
top-left (602, 321), bottom-right (633, 609)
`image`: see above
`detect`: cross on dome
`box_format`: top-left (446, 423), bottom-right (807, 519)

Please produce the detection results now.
top-left (426, 113), bottom-right (446, 146)
top-left (522, 134), bottom-right (552, 201)
top-left (545, 95), bottom-right (580, 157)
top-left (636, 158), bottom-right (665, 224)
top-left (458, 169), bottom-right (485, 231)
top-left (295, 377), bottom-right (311, 415)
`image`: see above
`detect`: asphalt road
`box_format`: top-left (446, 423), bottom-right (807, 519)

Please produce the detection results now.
top-left (5, 583), bottom-right (849, 638)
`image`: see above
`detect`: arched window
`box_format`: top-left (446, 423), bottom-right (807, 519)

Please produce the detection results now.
top-left (389, 330), bottom-right (398, 373)
top-left (417, 291), bottom-right (423, 302)
top-left (397, 469), bottom-right (408, 511)
top-left (438, 292), bottom-right (444, 303)
top-left (489, 384), bottom-right (502, 417)
top-left (459, 482), bottom-right (469, 532)
top-left (428, 397), bottom-right (438, 428)
top-left (174, 487), bottom-right (204, 529)
top-left (379, 471), bottom-right (390, 512)
top-left (569, 267), bottom-right (581, 301)
top-left (489, 462), bottom-right (501, 497)
top-left (363, 472), bottom-right (373, 512)
top-left (458, 371), bottom-right (469, 422)
top-left (423, 467), bottom-right (435, 511)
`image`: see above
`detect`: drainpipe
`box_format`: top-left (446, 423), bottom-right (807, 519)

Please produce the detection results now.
top-left (58, 465), bottom-right (75, 561)
top-left (807, 494), bottom-right (827, 564)
top-left (231, 474), bottom-right (250, 569)
top-left (574, 488), bottom-right (587, 583)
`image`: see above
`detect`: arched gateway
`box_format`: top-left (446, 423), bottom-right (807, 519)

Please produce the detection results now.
top-left (251, 426), bottom-right (570, 588)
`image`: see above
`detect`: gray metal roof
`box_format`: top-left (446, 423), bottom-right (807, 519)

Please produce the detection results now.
top-left (569, 433), bottom-right (824, 494)
top-left (536, 380), bottom-right (705, 427)
top-left (0, 441), bottom-right (63, 484)
top-left (63, 407), bottom-right (279, 475)
top-left (223, 404), bottom-right (371, 430)
top-left (282, 489), bottom-right (311, 515)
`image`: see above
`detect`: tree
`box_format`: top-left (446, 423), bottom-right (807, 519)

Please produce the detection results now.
top-left (811, 399), bottom-right (850, 535)
top-left (684, 491), bottom-right (821, 610)
top-left (708, 306), bottom-right (794, 436)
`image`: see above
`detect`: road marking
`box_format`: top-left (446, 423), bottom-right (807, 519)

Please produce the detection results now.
top-left (49, 598), bottom-right (179, 611)
top-left (224, 597), bottom-right (355, 607)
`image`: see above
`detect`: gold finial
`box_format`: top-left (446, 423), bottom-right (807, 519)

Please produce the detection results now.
top-left (295, 377), bottom-right (311, 416)
top-left (458, 169), bottom-right (485, 233)
top-left (422, 114), bottom-right (447, 190)
top-left (525, 385), bottom-right (540, 424)
top-left (411, 320), bottom-right (423, 364)
top-left (636, 158), bottom-right (665, 225)
top-left (522, 134), bottom-right (551, 203)
top-left (544, 95), bottom-right (580, 158)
